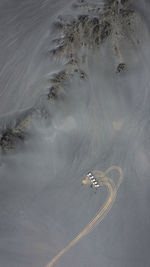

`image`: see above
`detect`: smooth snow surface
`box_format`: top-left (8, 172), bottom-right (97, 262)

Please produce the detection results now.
top-left (0, 0), bottom-right (150, 266)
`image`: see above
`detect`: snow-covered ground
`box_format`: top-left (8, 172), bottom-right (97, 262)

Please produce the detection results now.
top-left (0, 0), bottom-right (150, 266)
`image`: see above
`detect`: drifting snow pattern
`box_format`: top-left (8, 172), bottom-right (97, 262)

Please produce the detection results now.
top-left (0, 0), bottom-right (150, 267)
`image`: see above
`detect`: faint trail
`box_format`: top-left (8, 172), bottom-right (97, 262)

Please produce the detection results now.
top-left (46, 166), bottom-right (123, 267)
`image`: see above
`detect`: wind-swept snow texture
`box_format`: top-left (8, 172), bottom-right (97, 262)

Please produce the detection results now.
top-left (0, 0), bottom-right (150, 266)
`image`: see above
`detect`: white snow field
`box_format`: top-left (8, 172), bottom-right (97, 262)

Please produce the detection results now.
top-left (0, 0), bottom-right (150, 266)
